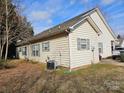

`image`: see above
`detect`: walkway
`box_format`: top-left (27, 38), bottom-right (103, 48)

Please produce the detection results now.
top-left (101, 59), bottom-right (124, 66)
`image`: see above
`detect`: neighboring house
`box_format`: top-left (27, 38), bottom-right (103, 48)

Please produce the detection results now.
top-left (17, 8), bottom-right (117, 70)
top-left (116, 39), bottom-right (124, 48)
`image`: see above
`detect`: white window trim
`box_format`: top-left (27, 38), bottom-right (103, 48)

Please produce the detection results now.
top-left (42, 41), bottom-right (50, 52)
top-left (31, 44), bottom-right (40, 57)
top-left (22, 47), bottom-right (27, 56)
top-left (77, 38), bottom-right (90, 50)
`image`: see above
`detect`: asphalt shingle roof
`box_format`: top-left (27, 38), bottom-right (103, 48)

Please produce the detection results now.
top-left (17, 8), bottom-right (96, 46)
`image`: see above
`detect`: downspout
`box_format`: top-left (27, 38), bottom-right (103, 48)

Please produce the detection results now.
top-left (65, 28), bottom-right (73, 72)
top-left (27, 41), bottom-right (31, 60)
top-left (68, 33), bottom-right (71, 72)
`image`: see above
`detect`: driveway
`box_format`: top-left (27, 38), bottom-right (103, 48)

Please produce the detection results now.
top-left (101, 59), bottom-right (124, 66)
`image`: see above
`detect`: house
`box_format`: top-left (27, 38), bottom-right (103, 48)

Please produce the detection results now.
top-left (116, 39), bottom-right (124, 48)
top-left (17, 8), bottom-right (117, 70)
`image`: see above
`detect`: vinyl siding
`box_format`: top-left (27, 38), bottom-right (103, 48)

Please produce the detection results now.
top-left (17, 10), bottom-right (116, 69)
top-left (17, 34), bottom-right (70, 67)
top-left (69, 21), bottom-right (99, 68)
top-left (121, 41), bottom-right (124, 48)
top-left (90, 11), bottom-right (115, 58)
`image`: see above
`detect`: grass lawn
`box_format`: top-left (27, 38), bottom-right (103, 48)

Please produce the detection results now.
top-left (0, 60), bottom-right (124, 93)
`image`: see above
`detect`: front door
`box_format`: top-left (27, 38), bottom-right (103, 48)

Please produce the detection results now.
top-left (111, 41), bottom-right (114, 53)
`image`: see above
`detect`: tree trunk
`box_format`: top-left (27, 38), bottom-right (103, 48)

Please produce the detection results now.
top-left (4, 0), bottom-right (9, 62)
top-left (5, 37), bottom-right (8, 61)
top-left (0, 45), bottom-right (4, 59)
top-left (0, 52), bottom-right (1, 60)
top-left (0, 45), bottom-right (1, 59)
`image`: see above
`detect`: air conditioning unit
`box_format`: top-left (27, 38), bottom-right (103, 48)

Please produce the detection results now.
top-left (47, 60), bottom-right (57, 70)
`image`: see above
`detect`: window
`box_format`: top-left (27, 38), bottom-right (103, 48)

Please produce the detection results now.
top-left (22, 47), bottom-right (27, 56)
top-left (31, 44), bottom-right (40, 56)
top-left (98, 43), bottom-right (103, 53)
top-left (77, 38), bottom-right (90, 50)
top-left (42, 42), bottom-right (49, 52)
top-left (19, 48), bottom-right (22, 52)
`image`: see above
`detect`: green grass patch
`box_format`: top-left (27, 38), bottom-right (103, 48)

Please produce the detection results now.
top-left (55, 63), bottom-right (118, 76)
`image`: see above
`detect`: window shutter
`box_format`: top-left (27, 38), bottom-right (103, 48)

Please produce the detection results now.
top-left (19, 48), bottom-right (21, 52)
top-left (31, 45), bottom-right (35, 56)
top-left (38, 44), bottom-right (40, 56)
top-left (25, 47), bottom-right (27, 55)
top-left (42, 43), bottom-right (44, 51)
top-left (87, 39), bottom-right (90, 50)
top-left (77, 38), bottom-right (81, 50)
top-left (31, 46), bottom-right (33, 56)
top-left (48, 42), bottom-right (50, 51)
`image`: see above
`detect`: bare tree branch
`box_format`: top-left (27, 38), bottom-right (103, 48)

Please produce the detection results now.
top-left (0, 0), bottom-right (33, 60)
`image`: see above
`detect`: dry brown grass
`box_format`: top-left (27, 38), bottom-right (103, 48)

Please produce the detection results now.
top-left (0, 60), bottom-right (45, 93)
top-left (1, 60), bottom-right (124, 93)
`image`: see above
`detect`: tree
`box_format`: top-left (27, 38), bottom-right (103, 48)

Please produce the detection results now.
top-left (0, 0), bottom-right (33, 61)
top-left (0, 0), bottom-right (7, 59)
top-left (9, 16), bottom-right (34, 44)
top-left (117, 34), bottom-right (121, 39)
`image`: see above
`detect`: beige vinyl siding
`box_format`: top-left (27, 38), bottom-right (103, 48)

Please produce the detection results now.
top-left (69, 21), bottom-right (99, 68)
top-left (18, 34), bottom-right (70, 67)
top-left (120, 41), bottom-right (124, 48)
top-left (90, 11), bottom-right (115, 58)
top-left (37, 35), bottom-right (70, 67)
top-left (17, 11), bottom-right (116, 69)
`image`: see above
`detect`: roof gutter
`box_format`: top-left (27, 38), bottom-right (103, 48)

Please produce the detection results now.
top-left (69, 16), bottom-right (101, 35)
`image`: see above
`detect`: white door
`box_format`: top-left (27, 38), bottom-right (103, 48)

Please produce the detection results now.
top-left (98, 42), bottom-right (103, 59)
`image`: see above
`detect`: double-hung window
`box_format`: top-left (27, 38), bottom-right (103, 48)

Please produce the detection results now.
top-left (42, 42), bottom-right (49, 52)
top-left (32, 44), bottom-right (40, 56)
top-left (22, 47), bottom-right (27, 56)
top-left (98, 43), bottom-right (103, 54)
top-left (77, 38), bottom-right (90, 50)
top-left (19, 47), bottom-right (22, 52)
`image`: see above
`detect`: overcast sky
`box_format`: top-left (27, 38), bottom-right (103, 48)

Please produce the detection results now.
top-left (21, 0), bottom-right (124, 35)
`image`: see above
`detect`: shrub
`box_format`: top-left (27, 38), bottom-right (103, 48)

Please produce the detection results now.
top-left (0, 59), bottom-right (16, 69)
top-left (29, 60), bottom-right (39, 64)
top-left (0, 59), bottom-right (6, 69)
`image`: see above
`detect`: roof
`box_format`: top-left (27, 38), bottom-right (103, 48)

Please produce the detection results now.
top-left (34, 8), bottom-right (96, 38)
top-left (17, 7), bottom-right (116, 46)
top-left (17, 8), bottom-right (96, 46)
top-left (118, 39), bottom-right (124, 46)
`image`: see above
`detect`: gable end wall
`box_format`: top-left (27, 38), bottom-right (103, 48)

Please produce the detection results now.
top-left (90, 11), bottom-right (115, 58)
top-left (69, 21), bottom-right (99, 69)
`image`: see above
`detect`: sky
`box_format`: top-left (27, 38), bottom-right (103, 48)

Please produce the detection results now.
top-left (20, 0), bottom-right (124, 35)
